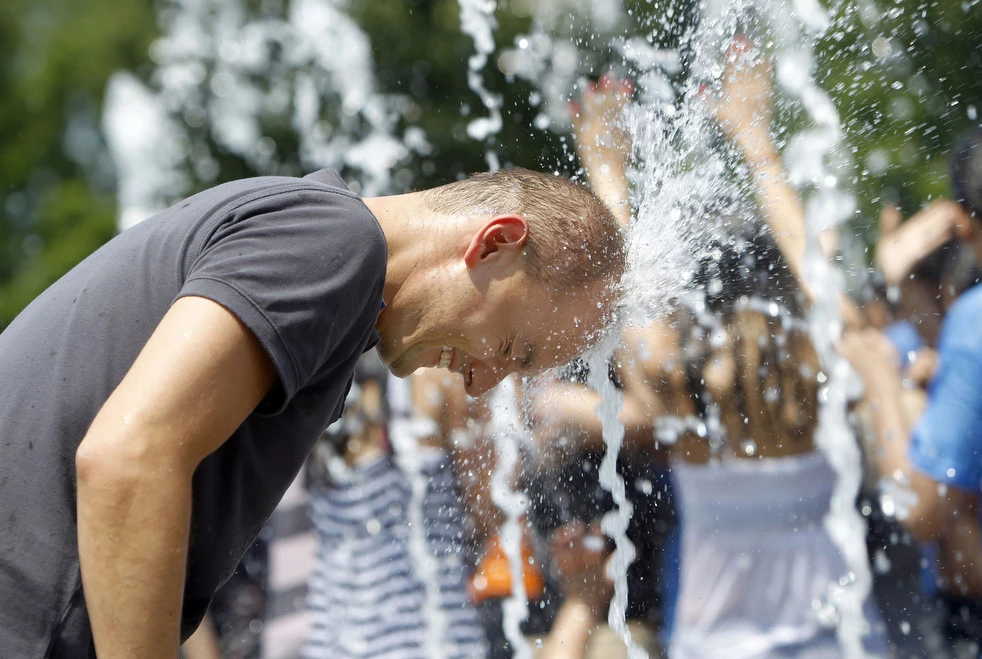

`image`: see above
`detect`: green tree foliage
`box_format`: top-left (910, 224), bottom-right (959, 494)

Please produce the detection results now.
top-left (0, 0), bottom-right (156, 327)
top-left (818, 0), bottom-right (982, 236)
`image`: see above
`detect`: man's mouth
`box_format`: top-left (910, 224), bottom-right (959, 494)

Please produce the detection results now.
top-left (438, 346), bottom-right (474, 389)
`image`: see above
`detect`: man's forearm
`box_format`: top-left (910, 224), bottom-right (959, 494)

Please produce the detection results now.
top-left (77, 445), bottom-right (192, 659)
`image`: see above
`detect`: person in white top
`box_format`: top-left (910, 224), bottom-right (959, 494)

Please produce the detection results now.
top-left (543, 37), bottom-right (890, 658)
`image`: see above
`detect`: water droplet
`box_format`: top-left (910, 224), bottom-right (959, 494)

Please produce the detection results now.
top-left (873, 549), bottom-right (892, 574)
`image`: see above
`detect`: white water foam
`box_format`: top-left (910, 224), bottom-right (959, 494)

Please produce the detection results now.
top-left (488, 377), bottom-right (534, 659)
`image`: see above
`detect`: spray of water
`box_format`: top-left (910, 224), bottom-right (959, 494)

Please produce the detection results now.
top-left (458, 0), bottom-right (503, 170)
top-left (585, 327), bottom-right (645, 659)
top-left (771, 19), bottom-right (875, 659)
top-left (487, 378), bottom-right (534, 659)
top-left (510, 1), bottom-right (876, 655)
top-left (686, 0), bottom-right (874, 653)
top-left (387, 376), bottom-right (451, 659)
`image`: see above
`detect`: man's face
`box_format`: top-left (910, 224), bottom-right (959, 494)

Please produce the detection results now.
top-left (377, 272), bottom-right (611, 396)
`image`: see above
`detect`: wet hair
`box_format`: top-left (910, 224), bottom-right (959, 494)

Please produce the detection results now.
top-left (951, 126), bottom-right (982, 222)
top-left (693, 225), bottom-right (805, 317)
top-left (683, 224), bottom-right (819, 444)
top-left (421, 167), bottom-right (627, 296)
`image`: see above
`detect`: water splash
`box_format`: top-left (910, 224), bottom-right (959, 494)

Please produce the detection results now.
top-left (503, 1), bottom-right (734, 650)
top-left (508, 1), bottom-right (876, 654)
top-left (487, 377), bottom-right (534, 659)
top-left (105, 0), bottom-right (424, 230)
top-left (586, 328), bottom-right (645, 659)
top-left (387, 375), bottom-right (450, 659)
top-left (775, 27), bottom-right (874, 659)
top-left (457, 0), bottom-right (502, 170)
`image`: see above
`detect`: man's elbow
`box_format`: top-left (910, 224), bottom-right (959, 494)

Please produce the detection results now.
top-left (76, 424), bottom-right (190, 496)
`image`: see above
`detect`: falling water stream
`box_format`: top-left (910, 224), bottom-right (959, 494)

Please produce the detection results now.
top-left (487, 378), bottom-right (534, 659)
top-left (458, 0), bottom-right (503, 169)
top-left (586, 329), bottom-right (644, 659)
top-left (388, 376), bottom-right (451, 659)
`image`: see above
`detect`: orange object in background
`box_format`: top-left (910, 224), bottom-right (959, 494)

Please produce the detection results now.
top-left (469, 532), bottom-right (546, 603)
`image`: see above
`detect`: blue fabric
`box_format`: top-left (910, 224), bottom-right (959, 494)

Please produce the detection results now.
top-left (910, 285), bottom-right (982, 492)
top-left (883, 320), bottom-right (925, 372)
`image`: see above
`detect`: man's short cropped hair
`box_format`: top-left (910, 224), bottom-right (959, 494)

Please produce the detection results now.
top-left (421, 167), bottom-right (626, 295)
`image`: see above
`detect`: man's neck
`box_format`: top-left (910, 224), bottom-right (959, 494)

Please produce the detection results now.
top-left (362, 193), bottom-right (424, 308)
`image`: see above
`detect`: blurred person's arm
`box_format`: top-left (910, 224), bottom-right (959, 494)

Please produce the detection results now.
top-left (412, 368), bottom-right (502, 541)
top-left (715, 37), bottom-right (864, 330)
top-left (839, 328), bottom-right (977, 546)
top-left (527, 318), bottom-right (690, 456)
top-left (570, 74), bottom-right (634, 227)
top-left (76, 297), bottom-right (276, 658)
top-left (528, 351), bottom-right (661, 455)
top-left (875, 201), bottom-right (973, 287)
top-left (540, 521), bottom-right (613, 659)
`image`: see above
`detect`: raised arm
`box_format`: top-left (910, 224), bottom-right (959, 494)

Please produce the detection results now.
top-left (570, 74), bottom-right (634, 227)
top-left (76, 296), bottom-right (276, 658)
top-left (714, 37), bottom-right (864, 330)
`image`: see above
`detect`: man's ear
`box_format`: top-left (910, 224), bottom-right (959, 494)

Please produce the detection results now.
top-left (463, 215), bottom-right (529, 269)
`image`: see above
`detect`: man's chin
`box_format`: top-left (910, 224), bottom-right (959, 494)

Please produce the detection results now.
top-left (381, 351), bottom-right (416, 378)
top-left (387, 362), bottom-right (413, 378)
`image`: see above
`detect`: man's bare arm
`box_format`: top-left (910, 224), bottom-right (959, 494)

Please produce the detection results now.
top-left (76, 296), bottom-right (276, 659)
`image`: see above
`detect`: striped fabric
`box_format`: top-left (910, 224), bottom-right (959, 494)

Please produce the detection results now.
top-left (262, 474), bottom-right (317, 658)
top-left (302, 450), bottom-right (487, 659)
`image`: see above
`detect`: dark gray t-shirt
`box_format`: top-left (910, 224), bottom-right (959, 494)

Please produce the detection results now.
top-left (0, 170), bottom-right (386, 657)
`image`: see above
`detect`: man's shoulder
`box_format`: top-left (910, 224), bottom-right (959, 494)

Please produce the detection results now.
top-left (224, 170), bottom-right (386, 261)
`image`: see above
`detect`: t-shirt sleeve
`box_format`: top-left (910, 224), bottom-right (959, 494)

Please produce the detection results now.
top-left (909, 296), bottom-right (982, 492)
top-left (176, 186), bottom-right (386, 413)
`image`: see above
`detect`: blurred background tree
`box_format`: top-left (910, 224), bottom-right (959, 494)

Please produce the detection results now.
top-left (1, 0), bottom-right (980, 328)
top-left (0, 0), bottom-right (156, 326)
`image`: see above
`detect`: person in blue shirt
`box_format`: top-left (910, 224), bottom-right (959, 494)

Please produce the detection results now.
top-left (841, 127), bottom-right (982, 654)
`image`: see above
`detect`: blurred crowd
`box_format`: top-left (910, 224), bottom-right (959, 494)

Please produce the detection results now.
top-left (181, 37), bottom-right (982, 659)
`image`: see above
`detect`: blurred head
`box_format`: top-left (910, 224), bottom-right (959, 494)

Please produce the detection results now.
top-left (952, 126), bottom-right (982, 222)
top-left (376, 168), bottom-right (626, 395)
top-left (684, 223), bottom-right (820, 449)
top-left (694, 225), bottom-right (804, 318)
